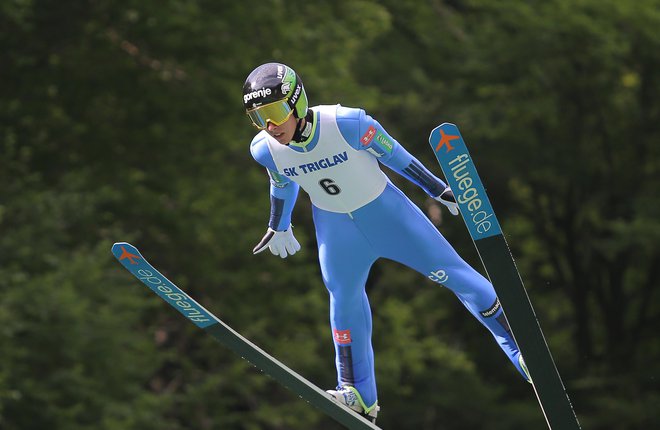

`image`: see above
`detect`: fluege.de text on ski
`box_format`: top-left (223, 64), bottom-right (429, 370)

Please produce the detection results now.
top-left (448, 153), bottom-right (496, 237)
top-left (137, 268), bottom-right (212, 325)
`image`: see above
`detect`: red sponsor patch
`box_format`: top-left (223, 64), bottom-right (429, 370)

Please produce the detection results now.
top-left (360, 126), bottom-right (377, 146)
top-left (333, 329), bottom-right (352, 345)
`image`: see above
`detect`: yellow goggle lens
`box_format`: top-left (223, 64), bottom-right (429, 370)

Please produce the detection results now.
top-left (246, 100), bottom-right (294, 129)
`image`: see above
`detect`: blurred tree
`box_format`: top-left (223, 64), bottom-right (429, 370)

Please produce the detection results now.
top-left (353, 0), bottom-right (659, 428)
top-left (1, 0), bottom-right (658, 429)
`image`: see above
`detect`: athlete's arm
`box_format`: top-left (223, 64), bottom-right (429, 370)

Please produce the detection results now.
top-left (250, 134), bottom-right (300, 231)
top-left (336, 107), bottom-right (447, 197)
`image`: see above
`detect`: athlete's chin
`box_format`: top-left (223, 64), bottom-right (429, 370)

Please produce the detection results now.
top-left (272, 133), bottom-right (292, 144)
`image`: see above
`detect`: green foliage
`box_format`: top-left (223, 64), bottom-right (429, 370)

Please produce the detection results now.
top-left (1, 0), bottom-right (658, 428)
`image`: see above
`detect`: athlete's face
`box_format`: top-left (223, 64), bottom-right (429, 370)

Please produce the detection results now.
top-left (266, 115), bottom-right (297, 145)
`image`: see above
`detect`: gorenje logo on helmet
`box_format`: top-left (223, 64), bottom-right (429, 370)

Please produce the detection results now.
top-left (244, 87), bottom-right (272, 104)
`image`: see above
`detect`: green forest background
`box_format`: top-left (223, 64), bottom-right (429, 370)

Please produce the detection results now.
top-left (2, 0), bottom-right (659, 429)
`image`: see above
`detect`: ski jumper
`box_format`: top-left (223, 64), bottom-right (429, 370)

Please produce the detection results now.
top-left (250, 105), bottom-right (527, 411)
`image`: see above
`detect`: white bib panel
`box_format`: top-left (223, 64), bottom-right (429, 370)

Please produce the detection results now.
top-left (265, 105), bottom-right (388, 213)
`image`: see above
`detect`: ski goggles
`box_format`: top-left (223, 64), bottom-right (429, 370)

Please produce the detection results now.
top-left (246, 99), bottom-right (294, 129)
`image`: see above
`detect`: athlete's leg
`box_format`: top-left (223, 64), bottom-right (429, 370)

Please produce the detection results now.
top-left (312, 206), bottom-right (380, 409)
top-left (355, 184), bottom-right (528, 379)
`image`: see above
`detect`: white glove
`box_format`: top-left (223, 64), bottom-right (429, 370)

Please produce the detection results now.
top-left (434, 187), bottom-right (459, 216)
top-left (252, 226), bottom-right (301, 258)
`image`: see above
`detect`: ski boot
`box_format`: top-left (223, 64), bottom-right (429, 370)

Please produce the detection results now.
top-left (326, 385), bottom-right (379, 423)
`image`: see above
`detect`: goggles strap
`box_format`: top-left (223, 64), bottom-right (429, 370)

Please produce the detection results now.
top-left (290, 110), bottom-right (315, 144)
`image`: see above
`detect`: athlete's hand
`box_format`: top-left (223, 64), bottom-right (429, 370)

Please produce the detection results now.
top-left (434, 187), bottom-right (459, 216)
top-left (253, 226), bottom-right (301, 258)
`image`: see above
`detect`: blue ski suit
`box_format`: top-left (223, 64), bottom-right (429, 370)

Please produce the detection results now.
top-left (250, 105), bottom-right (527, 410)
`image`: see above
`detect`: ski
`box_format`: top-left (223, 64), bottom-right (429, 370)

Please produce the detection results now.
top-left (111, 242), bottom-right (380, 430)
top-left (428, 124), bottom-right (581, 430)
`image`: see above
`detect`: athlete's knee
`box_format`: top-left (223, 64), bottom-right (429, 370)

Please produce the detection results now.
top-left (328, 280), bottom-right (363, 302)
top-left (444, 265), bottom-right (494, 297)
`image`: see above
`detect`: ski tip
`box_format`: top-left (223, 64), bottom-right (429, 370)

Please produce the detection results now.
top-left (429, 122), bottom-right (459, 141)
top-left (429, 123), bottom-right (464, 155)
top-left (111, 242), bottom-right (139, 256)
top-left (112, 241), bottom-right (132, 251)
top-left (438, 122), bottom-right (459, 133)
top-left (111, 242), bottom-right (143, 265)
top-left (429, 122), bottom-right (457, 131)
